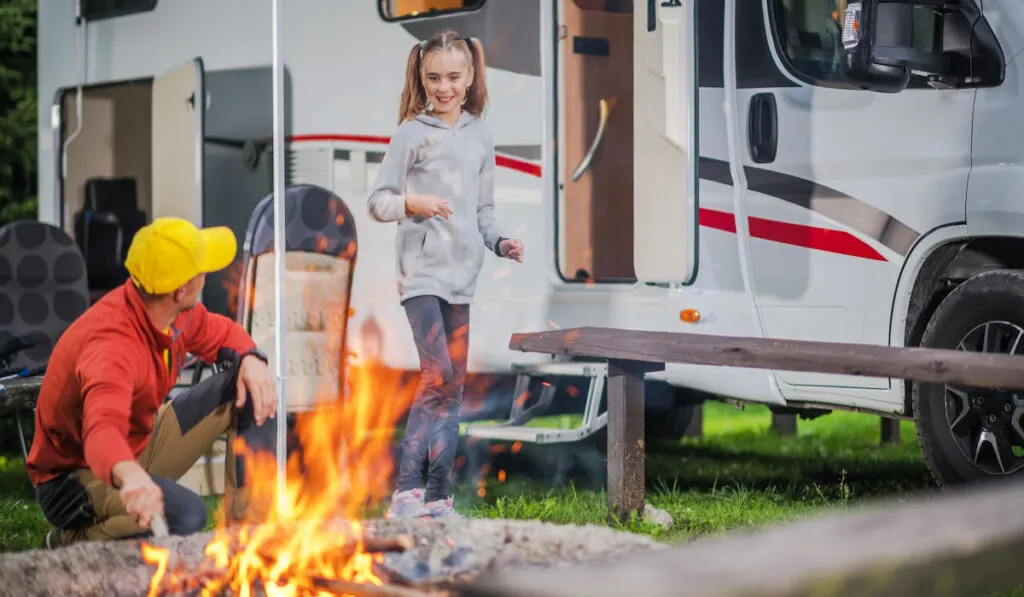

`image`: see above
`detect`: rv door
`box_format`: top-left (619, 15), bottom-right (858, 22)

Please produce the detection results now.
top-left (634, 0), bottom-right (698, 284)
top-left (151, 58), bottom-right (205, 224)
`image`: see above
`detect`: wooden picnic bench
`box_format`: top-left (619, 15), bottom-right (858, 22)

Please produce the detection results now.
top-left (507, 327), bottom-right (1024, 523)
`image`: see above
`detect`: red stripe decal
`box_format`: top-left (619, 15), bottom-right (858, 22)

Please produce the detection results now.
top-left (288, 135), bottom-right (884, 261)
top-left (698, 207), bottom-right (737, 233)
top-left (700, 208), bottom-right (885, 261)
top-left (495, 154), bottom-right (542, 177)
top-left (748, 215), bottom-right (886, 261)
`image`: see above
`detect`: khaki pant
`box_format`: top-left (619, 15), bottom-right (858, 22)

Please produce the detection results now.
top-left (39, 368), bottom-right (277, 543)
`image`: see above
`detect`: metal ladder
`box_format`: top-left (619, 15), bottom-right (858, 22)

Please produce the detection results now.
top-left (463, 360), bottom-right (608, 444)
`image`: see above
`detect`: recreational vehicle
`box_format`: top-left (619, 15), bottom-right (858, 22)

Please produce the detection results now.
top-left (35, 0), bottom-right (1024, 489)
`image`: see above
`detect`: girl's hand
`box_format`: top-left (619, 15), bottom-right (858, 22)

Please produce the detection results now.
top-left (405, 194), bottom-right (453, 219)
top-left (499, 238), bottom-right (524, 262)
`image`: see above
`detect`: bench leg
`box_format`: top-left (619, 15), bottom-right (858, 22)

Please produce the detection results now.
top-left (772, 412), bottom-right (798, 436)
top-left (14, 410), bottom-right (29, 461)
top-left (606, 360), bottom-right (663, 524)
top-left (881, 417), bottom-right (901, 445)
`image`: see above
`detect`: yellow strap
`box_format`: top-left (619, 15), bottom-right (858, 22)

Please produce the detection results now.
top-left (162, 328), bottom-right (171, 370)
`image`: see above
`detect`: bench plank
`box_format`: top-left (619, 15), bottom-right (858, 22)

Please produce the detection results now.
top-left (509, 327), bottom-right (1024, 389)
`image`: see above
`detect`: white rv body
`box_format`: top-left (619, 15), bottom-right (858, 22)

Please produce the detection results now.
top-left (35, 0), bottom-right (1024, 482)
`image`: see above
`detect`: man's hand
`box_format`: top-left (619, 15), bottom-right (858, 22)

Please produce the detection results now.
top-left (499, 238), bottom-right (524, 263)
top-left (112, 460), bottom-right (163, 530)
top-left (405, 194), bottom-right (453, 220)
top-left (237, 353), bottom-right (278, 425)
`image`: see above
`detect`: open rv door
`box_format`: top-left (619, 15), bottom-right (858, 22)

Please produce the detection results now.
top-left (634, 0), bottom-right (698, 284)
top-left (151, 58), bottom-right (205, 224)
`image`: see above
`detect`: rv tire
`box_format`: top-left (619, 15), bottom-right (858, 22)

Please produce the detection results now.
top-left (913, 269), bottom-right (1024, 488)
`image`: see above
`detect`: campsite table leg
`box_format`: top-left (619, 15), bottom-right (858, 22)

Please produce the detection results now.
top-left (606, 359), bottom-right (664, 524)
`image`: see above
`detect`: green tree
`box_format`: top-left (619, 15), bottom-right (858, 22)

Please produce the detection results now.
top-left (0, 0), bottom-right (37, 226)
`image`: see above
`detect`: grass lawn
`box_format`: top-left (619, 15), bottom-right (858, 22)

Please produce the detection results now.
top-left (459, 401), bottom-right (934, 543)
top-left (2, 400), bottom-right (1021, 595)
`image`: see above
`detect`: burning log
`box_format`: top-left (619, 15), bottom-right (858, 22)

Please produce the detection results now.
top-left (310, 576), bottom-right (450, 597)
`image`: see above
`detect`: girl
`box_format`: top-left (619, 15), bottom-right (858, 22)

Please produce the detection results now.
top-left (367, 30), bottom-right (524, 519)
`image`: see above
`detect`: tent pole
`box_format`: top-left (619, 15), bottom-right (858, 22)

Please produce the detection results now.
top-left (271, 0), bottom-right (288, 513)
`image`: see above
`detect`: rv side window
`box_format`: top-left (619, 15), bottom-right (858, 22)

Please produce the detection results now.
top-left (770, 0), bottom-right (847, 83)
top-left (81, 0), bottom-right (158, 21)
top-left (573, 0), bottom-right (632, 12)
top-left (378, 0), bottom-right (485, 21)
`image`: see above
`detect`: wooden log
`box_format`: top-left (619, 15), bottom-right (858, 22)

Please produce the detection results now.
top-left (508, 327), bottom-right (1024, 390)
top-left (605, 360), bottom-right (663, 524)
top-left (458, 480), bottom-right (1024, 597)
top-left (0, 376), bottom-right (43, 417)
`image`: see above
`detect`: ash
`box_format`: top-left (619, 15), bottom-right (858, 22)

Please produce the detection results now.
top-left (0, 518), bottom-right (664, 597)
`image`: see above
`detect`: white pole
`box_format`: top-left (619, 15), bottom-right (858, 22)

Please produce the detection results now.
top-left (271, 0), bottom-right (289, 512)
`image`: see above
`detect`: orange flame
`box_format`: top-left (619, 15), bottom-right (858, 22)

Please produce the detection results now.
top-left (144, 276), bottom-right (418, 596)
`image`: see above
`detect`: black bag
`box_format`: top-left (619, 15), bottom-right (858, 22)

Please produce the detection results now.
top-left (34, 472), bottom-right (97, 530)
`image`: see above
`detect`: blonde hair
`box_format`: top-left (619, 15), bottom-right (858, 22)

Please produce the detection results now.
top-left (398, 30), bottom-right (488, 124)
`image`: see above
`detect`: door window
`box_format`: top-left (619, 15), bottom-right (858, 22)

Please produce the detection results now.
top-left (770, 0), bottom-right (848, 83)
top-left (378, 0), bottom-right (484, 21)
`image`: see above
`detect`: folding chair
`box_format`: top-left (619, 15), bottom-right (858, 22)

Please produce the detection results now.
top-left (0, 221), bottom-right (89, 460)
top-left (181, 184), bottom-right (358, 495)
top-left (236, 183), bottom-right (359, 410)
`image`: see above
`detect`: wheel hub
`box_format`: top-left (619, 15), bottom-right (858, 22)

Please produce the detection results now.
top-left (945, 322), bottom-right (1024, 476)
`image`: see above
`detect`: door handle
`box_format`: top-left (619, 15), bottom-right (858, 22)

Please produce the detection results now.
top-left (572, 98), bottom-right (611, 182)
top-left (747, 92), bottom-right (778, 164)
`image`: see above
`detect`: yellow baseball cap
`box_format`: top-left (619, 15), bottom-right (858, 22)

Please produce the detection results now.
top-left (125, 217), bottom-right (237, 295)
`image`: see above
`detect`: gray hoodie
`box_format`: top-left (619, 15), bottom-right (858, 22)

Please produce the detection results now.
top-left (367, 111), bottom-right (506, 305)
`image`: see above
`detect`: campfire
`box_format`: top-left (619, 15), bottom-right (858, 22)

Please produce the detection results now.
top-left (140, 339), bottom-right (421, 597)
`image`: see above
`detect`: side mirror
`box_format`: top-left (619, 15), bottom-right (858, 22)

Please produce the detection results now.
top-left (839, 0), bottom-right (946, 93)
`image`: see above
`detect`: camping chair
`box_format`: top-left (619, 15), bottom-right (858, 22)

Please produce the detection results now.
top-left (182, 184), bottom-right (358, 495)
top-left (0, 221), bottom-right (89, 460)
top-left (236, 183), bottom-right (359, 410)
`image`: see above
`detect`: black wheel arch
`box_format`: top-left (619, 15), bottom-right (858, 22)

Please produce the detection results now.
top-left (902, 237), bottom-right (1024, 416)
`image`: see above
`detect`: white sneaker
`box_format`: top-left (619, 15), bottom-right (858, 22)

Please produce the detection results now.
top-left (385, 488), bottom-right (429, 519)
top-left (424, 496), bottom-right (464, 520)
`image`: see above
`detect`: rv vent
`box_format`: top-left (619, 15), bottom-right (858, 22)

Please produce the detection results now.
top-left (283, 145), bottom-right (335, 190)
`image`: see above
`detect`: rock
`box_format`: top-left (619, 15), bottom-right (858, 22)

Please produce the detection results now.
top-left (0, 518), bottom-right (665, 597)
top-left (643, 505), bottom-right (674, 530)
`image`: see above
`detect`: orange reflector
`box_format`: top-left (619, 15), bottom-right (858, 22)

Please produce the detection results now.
top-left (680, 309), bottom-right (701, 324)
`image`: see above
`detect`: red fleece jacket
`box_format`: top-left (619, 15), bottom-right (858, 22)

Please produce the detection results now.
top-left (26, 280), bottom-right (256, 487)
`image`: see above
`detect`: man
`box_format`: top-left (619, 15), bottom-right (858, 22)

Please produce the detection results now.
top-left (26, 217), bottom-right (279, 548)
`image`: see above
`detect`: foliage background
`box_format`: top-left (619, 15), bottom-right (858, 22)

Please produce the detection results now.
top-left (0, 0), bottom-right (38, 226)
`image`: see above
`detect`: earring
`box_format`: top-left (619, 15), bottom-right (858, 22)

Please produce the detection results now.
top-left (426, 101), bottom-right (434, 112)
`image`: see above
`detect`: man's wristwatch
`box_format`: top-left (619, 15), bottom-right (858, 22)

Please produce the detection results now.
top-left (241, 347), bottom-right (269, 365)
